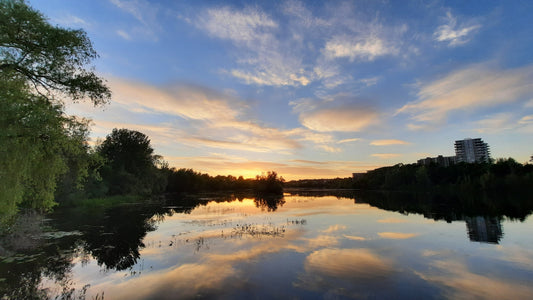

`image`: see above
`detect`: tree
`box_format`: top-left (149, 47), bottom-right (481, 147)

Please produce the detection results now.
top-left (254, 171), bottom-right (284, 194)
top-left (0, 0), bottom-right (111, 105)
top-left (0, 0), bottom-right (110, 221)
top-left (96, 129), bottom-right (163, 195)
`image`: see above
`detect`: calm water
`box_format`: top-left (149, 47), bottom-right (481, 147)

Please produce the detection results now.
top-left (1, 191), bottom-right (533, 299)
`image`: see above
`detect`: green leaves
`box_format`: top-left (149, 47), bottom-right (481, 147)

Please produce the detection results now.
top-left (0, 0), bottom-right (111, 105)
top-left (0, 1), bottom-right (110, 221)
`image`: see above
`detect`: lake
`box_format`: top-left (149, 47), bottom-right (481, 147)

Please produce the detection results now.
top-left (1, 190), bottom-right (533, 299)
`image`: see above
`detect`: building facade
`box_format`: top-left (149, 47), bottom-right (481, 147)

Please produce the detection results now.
top-left (454, 138), bottom-right (490, 163)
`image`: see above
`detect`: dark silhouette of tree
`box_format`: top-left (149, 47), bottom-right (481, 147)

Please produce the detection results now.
top-left (96, 128), bottom-right (165, 196)
top-left (254, 171), bottom-right (284, 194)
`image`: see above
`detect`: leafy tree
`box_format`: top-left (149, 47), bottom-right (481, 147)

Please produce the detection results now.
top-left (0, 0), bottom-right (111, 105)
top-left (0, 0), bottom-right (110, 221)
top-left (96, 129), bottom-right (163, 195)
top-left (254, 171), bottom-right (284, 194)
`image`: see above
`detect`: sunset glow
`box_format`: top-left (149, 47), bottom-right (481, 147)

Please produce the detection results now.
top-left (31, 0), bottom-right (533, 180)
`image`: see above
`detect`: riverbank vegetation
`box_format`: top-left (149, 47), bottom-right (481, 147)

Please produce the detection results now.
top-left (286, 158), bottom-right (533, 193)
top-left (0, 1), bottom-right (284, 224)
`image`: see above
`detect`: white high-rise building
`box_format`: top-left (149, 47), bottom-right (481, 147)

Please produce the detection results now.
top-left (454, 138), bottom-right (490, 163)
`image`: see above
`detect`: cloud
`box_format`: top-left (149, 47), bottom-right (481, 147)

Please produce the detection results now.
top-left (281, 0), bottom-right (329, 29)
top-left (470, 113), bottom-right (533, 134)
top-left (300, 107), bottom-right (379, 132)
top-left (322, 225), bottom-right (346, 233)
top-left (110, 0), bottom-right (160, 41)
top-left (377, 218), bottom-right (408, 224)
top-left (109, 78), bottom-right (243, 122)
top-left (337, 138), bottom-right (360, 144)
top-left (370, 139), bottom-right (410, 146)
top-left (192, 2), bottom-right (408, 89)
top-left (198, 6), bottom-right (277, 43)
top-left (79, 78), bottom-right (311, 155)
top-left (92, 262), bottom-right (238, 299)
top-left (378, 232), bottom-right (419, 239)
top-left (304, 248), bottom-right (392, 280)
top-left (317, 145), bottom-right (342, 153)
top-left (343, 234), bottom-right (366, 241)
top-left (196, 6), bottom-right (314, 87)
top-left (324, 35), bottom-right (397, 62)
top-left (52, 14), bottom-right (90, 28)
top-left (519, 115), bottom-right (533, 125)
top-left (289, 159), bottom-right (328, 165)
top-left (472, 113), bottom-right (515, 133)
top-left (397, 64), bottom-right (533, 128)
top-left (434, 11), bottom-right (481, 46)
top-left (371, 153), bottom-right (401, 159)
top-left (116, 30), bottom-right (131, 40)
top-left (417, 258), bottom-right (533, 299)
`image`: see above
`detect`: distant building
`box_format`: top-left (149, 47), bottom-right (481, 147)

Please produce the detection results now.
top-left (455, 138), bottom-right (490, 163)
top-left (417, 155), bottom-right (457, 167)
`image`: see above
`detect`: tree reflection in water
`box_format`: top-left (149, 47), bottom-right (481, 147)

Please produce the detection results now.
top-left (253, 194), bottom-right (286, 212)
top-left (1, 190), bottom-right (532, 298)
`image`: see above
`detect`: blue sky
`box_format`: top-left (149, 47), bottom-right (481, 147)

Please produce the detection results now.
top-left (30, 0), bottom-right (533, 179)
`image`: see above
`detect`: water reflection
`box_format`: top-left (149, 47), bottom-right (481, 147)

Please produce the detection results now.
top-left (464, 216), bottom-right (503, 244)
top-left (1, 190), bottom-right (532, 299)
top-left (291, 189), bottom-right (533, 244)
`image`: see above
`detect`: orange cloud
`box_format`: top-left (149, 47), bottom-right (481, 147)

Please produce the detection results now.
top-left (370, 139), bottom-right (410, 146)
top-left (377, 218), bottom-right (408, 224)
top-left (371, 153), bottom-right (401, 159)
top-left (378, 232), bottom-right (419, 239)
top-left (300, 107), bottom-right (379, 132)
top-left (304, 248), bottom-right (392, 280)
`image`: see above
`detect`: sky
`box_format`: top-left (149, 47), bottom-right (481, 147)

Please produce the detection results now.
top-left (30, 0), bottom-right (533, 180)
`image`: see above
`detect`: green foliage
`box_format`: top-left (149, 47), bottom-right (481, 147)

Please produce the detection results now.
top-left (0, 0), bottom-right (110, 220)
top-left (95, 129), bottom-right (166, 196)
top-left (0, 0), bottom-right (111, 105)
top-left (0, 76), bottom-right (92, 219)
top-left (351, 159), bottom-right (533, 192)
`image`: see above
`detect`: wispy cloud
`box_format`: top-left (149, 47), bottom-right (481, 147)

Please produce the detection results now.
top-left (303, 248), bottom-right (392, 280)
top-left (378, 232), bottom-right (418, 239)
top-left (472, 113), bottom-right (533, 134)
top-left (116, 30), bottom-right (131, 40)
top-left (417, 257), bottom-right (533, 299)
top-left (397, 63), bottom-right (533, 128)
top-left (300, 107), bottom-right (378, 132)
top-left (192, 2), bottom-right (407, 89)
top-left (324, 35), bottom-right (397, 62)
top-left (434, 11), bottom-right (481, 46)
top-left (343, 235), bottom-right (366, 241)
top-left (196, 6), bottom-right (312, 87)
top-left (322, 225), bottom-right (347, 233)
top-left (370, 139), bottom-right (410, 146)
top-left (198, 6), bottom-right (277, 43)
top-left (377, 218), bottom-right (408, 224)
top-left (337, 138), bottom-right (360, 144)
top-left (318, 145), bottom-right (342, 153)
top-left (110, 0), bottom-right (160, 41)
top-left (52, 14), bottom-right (90, 28)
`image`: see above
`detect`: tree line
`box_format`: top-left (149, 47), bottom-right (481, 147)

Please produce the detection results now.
top-left (287, 159), bottom-right (533, 192)
top-left (0, 1), bottom-right (284, 222)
